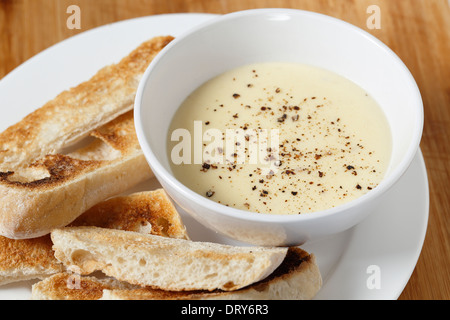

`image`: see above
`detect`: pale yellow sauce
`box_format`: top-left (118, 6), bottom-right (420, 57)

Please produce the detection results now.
top-left (168, 62), bottom-right (392, 214)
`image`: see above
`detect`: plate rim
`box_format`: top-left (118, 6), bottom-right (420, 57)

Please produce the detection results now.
top-left (392, 149), bottom-right (429, 299)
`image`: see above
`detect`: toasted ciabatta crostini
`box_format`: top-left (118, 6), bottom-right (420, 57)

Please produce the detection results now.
top-left (0, 189), bottom-right (188, 286)
top-left (0, 36), bottom-right (174, 239)
top-left (0, 111), bottom-right (151, 239)
top-left (51, 227), bottom-right (288, 292)
top-left (31, 248), bottom-right (321, 300)
top-left (101, 247), bottom-right (322, 300)
top-left (0, 36), bottom-right (173, 171)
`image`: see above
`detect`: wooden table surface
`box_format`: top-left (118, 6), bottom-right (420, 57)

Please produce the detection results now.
top-left (0, 0), bottom-right (448, 300)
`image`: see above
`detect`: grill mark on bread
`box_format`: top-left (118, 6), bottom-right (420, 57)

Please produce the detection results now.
top-left (250, 247), bottom-right (309, 286)
top-left (0, 154), bottom-right (103, 189)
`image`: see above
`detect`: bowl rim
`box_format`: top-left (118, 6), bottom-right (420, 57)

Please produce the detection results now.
top-left (134, 8), bottom-right (424, 223)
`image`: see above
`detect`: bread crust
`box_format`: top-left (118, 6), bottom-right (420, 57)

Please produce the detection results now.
top-left (31, 248), bottom-right (322, 300)
top-left (0, 36), bottom-right (173, 171)
top-left (0, 36), bottom-right (174, 239)
top-left (0, 189), bottom-right (188, 285)
top-left (0, 111), bottom-right (153, 239)
top-left (103, 248), bottom-right (322, 300)
top-left (51, 227), bottom-right (288, 292)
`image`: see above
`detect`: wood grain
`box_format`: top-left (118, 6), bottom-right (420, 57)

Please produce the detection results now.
top-left (0, 0), bottom-right (449, 300)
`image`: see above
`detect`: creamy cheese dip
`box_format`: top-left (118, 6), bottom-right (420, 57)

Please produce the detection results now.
top-left (168, 62), bottom-right (392, 214)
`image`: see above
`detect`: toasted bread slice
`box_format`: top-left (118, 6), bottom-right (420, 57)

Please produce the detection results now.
top-left (0, 236), bottom-right (64, 286)
top-left (0, 36), bottom-right (173, 171)
top-left (0, 111), bottom-right (151, 239)
top-left (31, 248), bottom-right (321, 300)
top-left (31, 273), bottom-right (137, 300)
top-left (0, 36), bottom-right (174, 239)
top-left (51, 227), bottom-right (288, 292)
top-left (101, 247), bottom-right (321, 300)
top-left (0, 189), bottom-right (188, 286)
top-left (70, 189), bottom-right (188, 239)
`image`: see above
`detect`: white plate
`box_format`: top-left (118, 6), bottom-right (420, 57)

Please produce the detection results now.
top-left (0, 13), bottom-right (429, 300)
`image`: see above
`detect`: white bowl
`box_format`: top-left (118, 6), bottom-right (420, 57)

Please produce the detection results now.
top-left (134, 9), bottom-right (423, 246)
